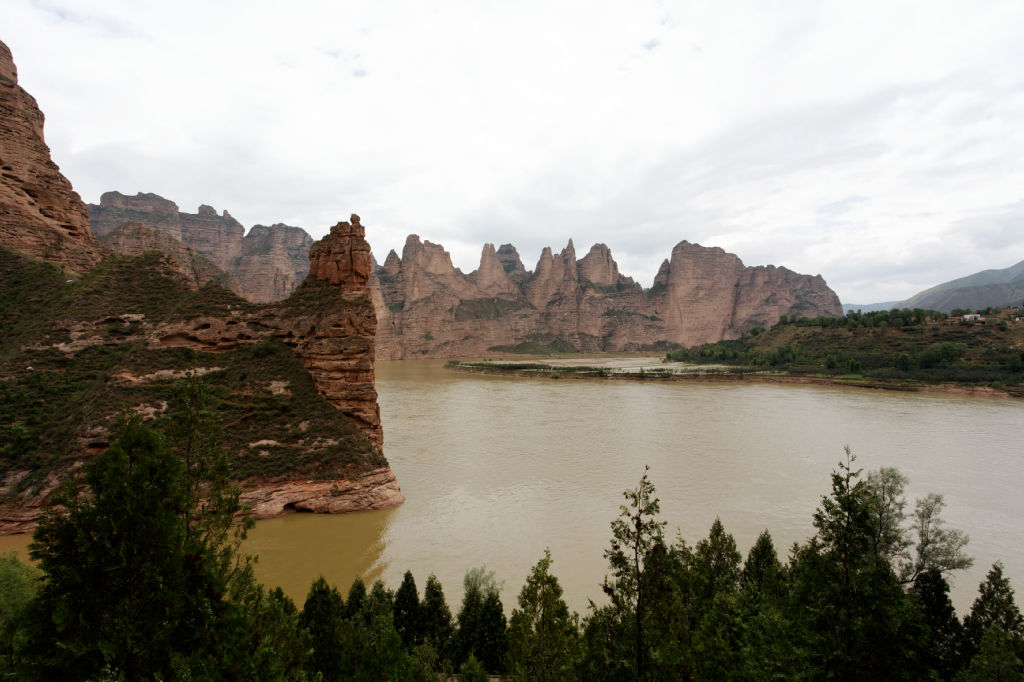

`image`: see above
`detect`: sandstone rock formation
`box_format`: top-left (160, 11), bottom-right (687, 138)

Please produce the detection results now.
top-left (0, 214), bottom-right (400, 533)
top-left (89, 191), bottom-right (313, 303)
top-left (234, 223), bottom-right (314, 302)
top-left (373, 237), bottom-right (843, 358)
top-left (99, 220), bottom-right (243, 294)
top-left (0, 38), bottom-right (399, 532)
top-left (0, 40), bottom-right (104, 273)
top-left (287, 215), bottom-right (383, 448)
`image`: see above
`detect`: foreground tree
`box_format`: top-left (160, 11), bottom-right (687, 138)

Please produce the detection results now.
top-left (585, 466), bottom-right (666, 681)
top-left (300, 576), bottom-right (346, 681)
top-left (506, 549), bottom-right (581, 681)
top-left (963, 562), bottom-right (1024, 667)
top-left (19, 379), bottom-right (303, 680)
top-left (456, 566), bottom-right (507, 673)
top-left (789, 448), bottom-right (926, 681)
top-left (421, 574), bottom-right (455, 664)
top-left (394, 570), bottom-right (424, 648)
top-left (0, 552), bottom-right (40, 672)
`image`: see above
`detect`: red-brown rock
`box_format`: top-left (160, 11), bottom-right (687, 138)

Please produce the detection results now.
top-left (372, 236), bottom-right (842, 358)
top-left (0, 40), bottom-right (104, 273)
top-left (89, 191), bottom-right (315, 303)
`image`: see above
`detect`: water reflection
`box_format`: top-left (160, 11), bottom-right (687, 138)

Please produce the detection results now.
top-left (243, 506), bottom-right (395, 597)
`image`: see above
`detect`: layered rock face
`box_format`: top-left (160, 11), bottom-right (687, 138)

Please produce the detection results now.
top-left (0, 40), bottom-right (104, 273)
top-left (99, 221), bottom-right (244, 294)
top-left (89, 191), bottom-right (313, 303)
top-left (0, 214), bottom-right (400, 532)
top-left (374, 237), bottom-right (842, 358)
top-left (289, 215), bottom-right (383, 448)
top-left (235, 223), bottom-right (314, 301)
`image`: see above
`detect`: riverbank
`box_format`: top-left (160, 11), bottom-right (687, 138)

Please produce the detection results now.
top-left (444, 360), bottom-right (1024, 398)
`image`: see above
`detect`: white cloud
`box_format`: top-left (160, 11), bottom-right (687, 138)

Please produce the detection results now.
top-left (3, 0), bottom-right (1023, 303)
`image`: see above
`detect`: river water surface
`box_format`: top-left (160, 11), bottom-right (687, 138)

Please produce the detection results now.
top-left (3, 359), bottom-right (1021, 617)
top-left (245, 359), bottom-right (1023, 616)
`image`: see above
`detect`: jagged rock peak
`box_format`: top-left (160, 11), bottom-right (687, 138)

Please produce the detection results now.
top-left (401, 233), bottom-right (459, 275)
top-left (653, 259), bottom-right (671, 288)
top-left (308, 213), bottom-right (373, 292)
top-left (578, 243), bottom-right (620, 287)
top-left (496, 243), bottom-right (527, 277)
top-left (472, 242), bottom-right (516, 296)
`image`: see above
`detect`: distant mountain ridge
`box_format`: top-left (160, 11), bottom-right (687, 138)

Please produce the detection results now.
top-left (901, 259), bottom-right (1024, 312)
top-left (852, 259), bottom-right (1024, 314)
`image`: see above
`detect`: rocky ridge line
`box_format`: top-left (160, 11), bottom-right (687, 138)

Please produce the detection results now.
top-left (371, 235), bottom-right (843, 359)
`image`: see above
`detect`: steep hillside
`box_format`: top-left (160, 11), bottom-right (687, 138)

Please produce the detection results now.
top-left (0, 215), bottom-right (400, 533)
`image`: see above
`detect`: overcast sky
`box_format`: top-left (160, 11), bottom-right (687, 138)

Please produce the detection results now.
top-left (5, 1), bottom-right (1024, 303)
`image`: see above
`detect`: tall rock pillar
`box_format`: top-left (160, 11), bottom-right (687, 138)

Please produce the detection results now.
top-left (301, 214), bottom-right (382, 448)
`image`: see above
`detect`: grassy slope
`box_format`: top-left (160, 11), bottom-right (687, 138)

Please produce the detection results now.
top-left (0, 247), bottom-right (381, 504)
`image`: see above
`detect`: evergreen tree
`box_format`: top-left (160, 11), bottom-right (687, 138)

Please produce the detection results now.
top-left (358, 580), bottom-right (405, 680)
top-left (0, 552), bottom-right (40, 673)
top-left (300, 576), bottom-right (346, 681)
top-left (345, 577), bottom-right (368, 621)
top-left (21, 407), bottom-right (300, 680)
top-left (456, 566), bottom-right (507, 673)
top-left (741, 530), bottom-right (785, 600)
top-left (911, 569), bottom-right (965, 680)
top-left (460, 653), bottom-right (490, 682)
top-left (963, 563), bottom-right (1024, 664)
top-left (962, 626), bottom-right (1024, 681)
top-left (394, 570), bottom-right (424, 648)
top-left (789, 448), bottom-right (927, 681)
top-left (600, 466), bottom-right (666, 681)
top-left (506, 549), bottom-right (581, 681)
top-left (694, 517), bottom-right (742, 600)
top-left (421, 574), bottom-right (455, 665)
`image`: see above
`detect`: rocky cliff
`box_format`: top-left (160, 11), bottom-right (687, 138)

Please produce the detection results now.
top-left (0, 39), bottom-right (104, 274)
top-left (373, 237), bottom-right (843, 358)
top-left (284, 215), bottom-right (382, 448)
top-left (98, 220), bottom-right (244, 294)
top-left (1, 214), bottom-right (401, 533)
top-left (89, 191), bottom-right (313, 303)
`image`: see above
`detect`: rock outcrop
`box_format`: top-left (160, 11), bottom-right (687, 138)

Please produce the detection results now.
top-left (287, 215), bottom-right (383, 448)
top-left (89, 191), bottom-right (313, 303)
top-left (0, 214), bottom-right (400, 533)
top-left (0, 43), bottom-right (399, 532)
top-left (373, 238), bottom-right (843, 358)
top-left (0, 39), bottom-right (104, 273)
top-left (99, 220), bottom-right (243, 294)
top-left (235, 224), bottom-right (314, 302)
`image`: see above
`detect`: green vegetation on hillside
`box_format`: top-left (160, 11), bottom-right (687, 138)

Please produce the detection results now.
top-left (0, 247), bottom-right (380, 507)
top-left (666, 307), bottom-right (1024, 390)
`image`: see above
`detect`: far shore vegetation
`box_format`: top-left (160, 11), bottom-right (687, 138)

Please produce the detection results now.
top-left (2, 378), bottom-right (1023, 679)
top-left (451, 305), bottom-right (1024, 396)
